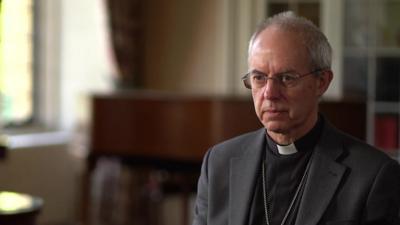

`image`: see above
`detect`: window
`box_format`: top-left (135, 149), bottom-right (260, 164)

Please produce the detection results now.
top-left (0, 0), bottom-right (34, 127)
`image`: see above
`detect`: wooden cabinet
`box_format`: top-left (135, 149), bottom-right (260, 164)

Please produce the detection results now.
top-left (90, 92), bottom-right (261, 162)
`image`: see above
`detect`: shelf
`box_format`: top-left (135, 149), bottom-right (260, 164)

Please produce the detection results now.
top-left (374, 113), bottom-right (399, 151)
top-left (374, 102), bottom-right (400, 114)
top-left (375, 48), bottom-right (400, 56)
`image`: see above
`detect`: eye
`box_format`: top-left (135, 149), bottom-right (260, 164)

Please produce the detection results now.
top-left (279, 73), bottom-right (298, 84)
top-left (251, 74), bottom-right (266, 82)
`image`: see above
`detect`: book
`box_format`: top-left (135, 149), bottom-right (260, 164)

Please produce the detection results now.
top-left (374, 114), bottom-right (399, 151)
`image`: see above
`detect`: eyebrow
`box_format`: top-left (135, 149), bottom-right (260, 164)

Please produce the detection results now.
top-left (249, 68), bottom-right (297, 76)
top-left (249, 69), bottom-right (267, 76)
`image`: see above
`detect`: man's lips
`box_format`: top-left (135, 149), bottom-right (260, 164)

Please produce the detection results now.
top-left (262, 109), bottom-right (288, 118)
top-left (265, 109), bottom-right (287, 113)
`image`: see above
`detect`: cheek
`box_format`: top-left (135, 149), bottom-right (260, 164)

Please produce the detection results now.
top-left (252, 91), bottom-right (259, 107)
top-left (287, 85), bottom-right (318, 115)
top-left (252, 90), bottom-right (263, 114)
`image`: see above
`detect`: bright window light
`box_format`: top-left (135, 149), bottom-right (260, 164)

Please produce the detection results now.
top-left (0, 0), bottom-right (33, 126)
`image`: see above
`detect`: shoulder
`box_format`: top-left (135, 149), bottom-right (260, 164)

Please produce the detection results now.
top-left (329, 125), bottom-right (399, 174)
top-left (200, 128), bottom-right (264, 168)
top-left (214, 128), bottom-right (264, 148)
top-left (209, 128), bottom-right (264, 157)
top-left (318, 119), bottom-right (398, 174)
top-left (341, 130), bottom-right (394, 165)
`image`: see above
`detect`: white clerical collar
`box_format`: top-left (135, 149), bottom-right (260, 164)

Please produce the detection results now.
top-left (276, 143), bottom-right (298, 155)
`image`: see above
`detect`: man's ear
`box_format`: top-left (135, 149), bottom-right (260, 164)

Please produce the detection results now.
top-left (316, 70), bottom-right (333, 96)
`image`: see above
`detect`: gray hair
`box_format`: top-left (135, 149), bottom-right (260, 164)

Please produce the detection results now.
top-left (248, 11), bottom-right (332, 70)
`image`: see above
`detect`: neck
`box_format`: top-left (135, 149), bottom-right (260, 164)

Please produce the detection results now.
top-left (267, 132), bottom-right (295, 145)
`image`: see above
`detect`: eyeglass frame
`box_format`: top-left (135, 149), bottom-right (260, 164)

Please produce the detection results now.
top-left (241, 68), bottom-right (327, 89)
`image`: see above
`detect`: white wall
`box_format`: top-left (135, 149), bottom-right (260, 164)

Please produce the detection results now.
top-left (321, 0), bottom-right (344, 100)
top-left (59, 0), bottom-right (115, 131)
top-left (35, 0), bottom-right (115, 132)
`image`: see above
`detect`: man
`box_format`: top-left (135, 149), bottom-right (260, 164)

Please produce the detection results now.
top-left (192, 11), bottom-right (400, 225)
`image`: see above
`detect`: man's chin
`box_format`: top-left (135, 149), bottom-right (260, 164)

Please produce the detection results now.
top-left (263, 121), bottom-right (289, 134)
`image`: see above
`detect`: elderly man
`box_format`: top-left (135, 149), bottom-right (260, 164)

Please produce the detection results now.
top-left (192, 11), bottom-right (400, 225)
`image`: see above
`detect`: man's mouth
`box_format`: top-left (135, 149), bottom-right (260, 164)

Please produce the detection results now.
top-left (266, 108), bottom-right (286, 113)
top-left (263, 109), bottom-right (288, 117)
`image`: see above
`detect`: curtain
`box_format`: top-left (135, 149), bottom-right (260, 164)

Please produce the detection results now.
top-left (106, 0), bottom-right (144, 88)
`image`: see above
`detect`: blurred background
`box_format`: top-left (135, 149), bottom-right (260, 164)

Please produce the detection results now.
top-left (0, 0), bottom-right (399, 225)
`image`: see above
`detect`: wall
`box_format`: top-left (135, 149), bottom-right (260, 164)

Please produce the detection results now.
top-left (59, 0), bottom-right (115, 131)
top-left (143, 0), bottom-right (229, 95)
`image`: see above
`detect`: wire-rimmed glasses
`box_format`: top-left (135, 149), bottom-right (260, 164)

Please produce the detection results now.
top-left (241, 68), bottom-right (326, 89)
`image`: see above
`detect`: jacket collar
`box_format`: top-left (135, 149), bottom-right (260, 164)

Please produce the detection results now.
top-left (294, 120), bottom-right (347, 225)
top-left (229, 128), bottom-right (265, 225)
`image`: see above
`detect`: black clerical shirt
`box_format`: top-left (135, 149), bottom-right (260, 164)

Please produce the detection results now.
top-left (249, 118), bottom-right (323, 225)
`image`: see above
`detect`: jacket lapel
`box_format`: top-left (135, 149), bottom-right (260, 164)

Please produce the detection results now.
top-left (295, 122), bottom-right (347, 225)
top-left (229, 129), bottom-right (265, 225)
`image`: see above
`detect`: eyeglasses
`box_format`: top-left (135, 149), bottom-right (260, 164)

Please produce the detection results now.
top-left (241, 68), bottom-right (325, 89)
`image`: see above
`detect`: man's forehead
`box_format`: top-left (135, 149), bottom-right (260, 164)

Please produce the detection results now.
top-left (252, 27), bottom-right (306, 53)
top-left (255, 26), bottom-right (302, 47)
top-left (249, 29), bottom-right (309, 71)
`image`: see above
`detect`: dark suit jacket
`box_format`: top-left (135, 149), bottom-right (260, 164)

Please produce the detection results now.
top-left (193, 120), bottom-right (400, 225)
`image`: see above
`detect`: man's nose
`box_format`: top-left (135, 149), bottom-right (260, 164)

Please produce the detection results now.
top-left (263, 78), bottom-right (281, 99)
